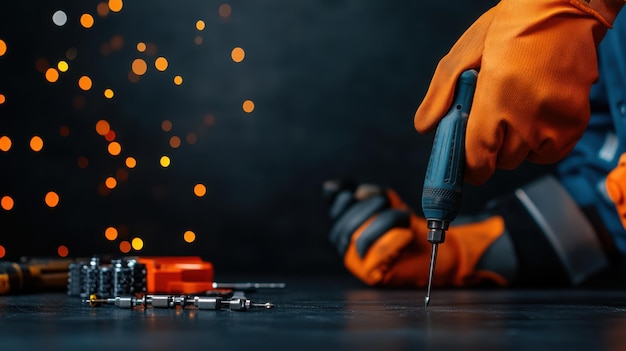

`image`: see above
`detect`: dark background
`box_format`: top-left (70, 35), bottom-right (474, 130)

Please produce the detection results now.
top-left (0, 0), bottom-right (552, 276)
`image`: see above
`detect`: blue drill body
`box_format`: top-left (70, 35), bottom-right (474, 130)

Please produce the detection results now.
top-left (422, 69), bottom-right (478, 244)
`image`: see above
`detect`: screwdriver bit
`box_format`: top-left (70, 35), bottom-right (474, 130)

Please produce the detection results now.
top-left (84, 294), bottom-right (274, 311)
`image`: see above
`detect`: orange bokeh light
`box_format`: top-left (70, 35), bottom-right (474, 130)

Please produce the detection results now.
top-left (58, 245), bottom-right (69, 257)
top-left (1, 196), bottom-right (14, 210)
top-left (30, 136), bottom-right (44, 152)
top-left (45, 68), bottom-right (59, 83)
top-left (80, 14), bottom-right (95, 28)
top-left (78, 76), bottom-right (93, 90)
top-left (119, 240), bottom-right (131, 253)
top-left (125, 156), bottom-right (137, 168)
top-left (0, 136), bottom-right (11, 151)
top-left (193, 184), bottom-right (207, 197)
top-left (132, 58), bottom-right (147, 75)
top-left (105, 227), bottom-right (118, 241)
top-left (161, 120), bottom-right (172, 132)
top-left (105, 177), bottom-right (117, 189)
top-left (45, 191), bottom-right (60, 208)
top-left (0, 245), bottom-right (5, 258)
top-left (109, 0), bottom-right (123, 12)
top-left (169, 136), bottom-right (181, 148)
top-left (231, 47), bottom-right (245, 63)
top-left (96, 120), bottom-right (111, 136)
top-left (108, 141), bottom-right (122, 156)
top-left (184, 230), bottom-right (196, 243)
top-left (0, 39), bottom-right (6, 56)
top-left (155, 57), bottom-right (168, 71)
top-left (219, 4), bottom-right (232, 18)
top-left (242, 100), bottom-right (255, 113)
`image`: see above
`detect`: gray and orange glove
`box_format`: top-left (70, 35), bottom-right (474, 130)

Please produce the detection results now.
top-left (606, 153), bottom-right (626, 230)
top-left (324, 181), bottom-right (512, 287)
top-left (415, 0), bottom-right (624, 185)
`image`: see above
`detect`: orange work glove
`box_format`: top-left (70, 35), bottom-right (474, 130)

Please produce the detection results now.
top-left (414, 0), bottom-right (624, 185)
top-left (606, 153), bottom-right (626, 230)
top-left (324, 181), bottom-right (509, 287)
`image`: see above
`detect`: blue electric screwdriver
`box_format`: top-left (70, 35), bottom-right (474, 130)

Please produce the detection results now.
top-left (422, 69), bottom-right (477, 308)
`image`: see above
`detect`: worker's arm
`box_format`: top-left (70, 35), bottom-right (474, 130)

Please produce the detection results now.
top-left (324, 179), bottom-right (611, 287)
top-left (414, 0), bottom-right (624, 185)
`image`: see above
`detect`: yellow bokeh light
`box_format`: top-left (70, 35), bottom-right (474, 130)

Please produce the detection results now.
top-left (184, 230), bottom-right (196, 243)
top-left (58, 245), bottom-right (69, 257)
top-left (109, 0), bottom-right (123, 12)
top-left (155, 57), bottom-right (168, 71)
top-left (242, 99), bottom-right (255, 113)
top-left (80, 14), bottom-right (95, 28)
top-left (45, 68), bottom-right (59, 83)
top-left (169, 136), bottom-right (181, 148)
top-left (108, 141), bottom-right (122, 156)
top-left (0, 136), bottom-right (11, 152)
top-left (57, 61), bottom-right (69, 72)
top-left (219, 4), bottom-right (232, 18)
top-left (1, 196), bottom-right (14, 211)
top-left (119, 241), bottom-right (131, 253)
top-left (231, 47), bottom-right (245, 63)
top-left (136, 42), bottom-right (146, 52)
top-left (0, 94), bottom-right (5, 104)
top-left (105, 227), bottom-right (118, 241)
top-left (104, 88), bottom-right (114, 99)
top-left (78, 76), bottom-right (93, 91)
top-left (45, 191), bottom-right (60, 208)
top-left (193, 184), bottom-right (207, 197)
top-left (0, 39), bottom-right (6, 56)
top-left (125, 156), bottom-right (137, 168)
top-left (105, 176), bottom-right (117, 189)
top-left (96, 120), bottom-right (110, 136)
top-left (196, 20), bottom-right (205, 31)
top-left (173, 75), bottom-right (183, 85)
top-left (131, 237), bottom-right (143, 250)
top-left (160, 156), bottom-right (171, 168)
top-left (132, 58), bottom-right (147, 75)
top-left (30, 135), bottom-right (44, 152)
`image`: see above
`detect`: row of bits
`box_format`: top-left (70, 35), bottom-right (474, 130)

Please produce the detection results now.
top-left (85, 294), bottom-right (274, 311)
top-left (68, 256), bottom-right (147, 298)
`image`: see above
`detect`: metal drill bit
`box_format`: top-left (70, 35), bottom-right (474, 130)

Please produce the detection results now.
top-left (425, 243), bottom-right (438, 309)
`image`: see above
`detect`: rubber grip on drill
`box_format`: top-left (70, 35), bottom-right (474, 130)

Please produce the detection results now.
top-left (422, 69), bottom-right (477, 223)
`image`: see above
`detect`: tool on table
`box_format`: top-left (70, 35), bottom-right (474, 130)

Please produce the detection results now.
top-left (84, 293), bottom-right (274, 311)
top-left (211, 282), bottom-right (286, 292)
top-left (0, 257), bottom-right (77, 294)
top-left (421, 69), bottom-right (477, 308)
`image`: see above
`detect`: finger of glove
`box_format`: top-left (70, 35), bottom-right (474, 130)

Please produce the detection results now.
top-left (322, 179), bottom-right (356, 204)
top-left (329, 190), bottom-right (355, 220)
top-left (344, 226), bottom-right (416, 286)
top-left (355, 209), bottom-right (410, 258)
top-left (329, 195), bottom-right (389, 256)
top-left (413, 7), bottom-right (496, 134)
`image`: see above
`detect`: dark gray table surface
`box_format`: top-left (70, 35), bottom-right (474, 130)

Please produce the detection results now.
top-left (1, 277), bottom-right (625, 350)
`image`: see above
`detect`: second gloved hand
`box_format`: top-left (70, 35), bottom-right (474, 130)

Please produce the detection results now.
top-left (414, 0), bottom-right (623, 185)
top-left (324, 181), bottom-right (512, 287)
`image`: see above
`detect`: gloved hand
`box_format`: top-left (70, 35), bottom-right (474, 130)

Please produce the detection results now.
top-left (323, 181), bottom-right (511, 287)
top-left (414, 0), bottom-right (624, 185)
top-left (606, 153), bottom-right (626, 230)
